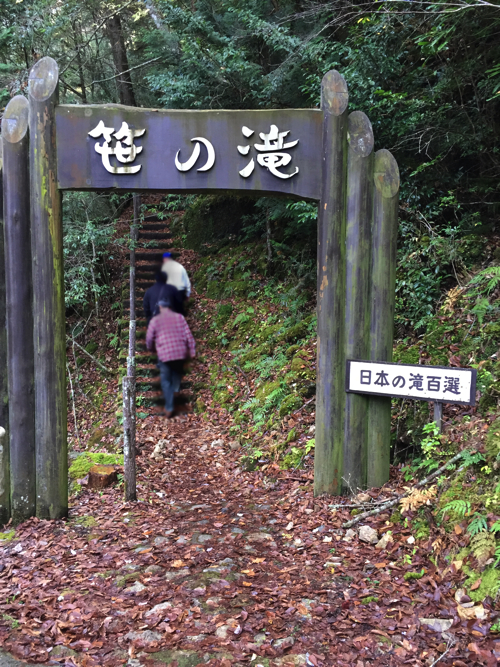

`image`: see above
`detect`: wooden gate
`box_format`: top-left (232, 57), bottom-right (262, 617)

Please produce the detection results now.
top-left (0, 57), bottom-right (399, 522)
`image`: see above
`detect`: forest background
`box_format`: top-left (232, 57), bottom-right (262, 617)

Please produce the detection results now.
top-left (0, 0), bottom-right (499, 482)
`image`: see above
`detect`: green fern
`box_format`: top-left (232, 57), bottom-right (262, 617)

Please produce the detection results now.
top-left (470, 531), bottom-right (496, 565)
top-left (232, 313), bottom-right (250, 328)
top-left (242, 397), bottom-right (260, 411)
top-left (491, 521), bottom-right (500, 534)
top-left (264, 386), bottom-right (287, 409)
top-left (439, 499), bottom-right (471, 519)
top-left (470, 297), bottom-right (492, 325)
top-left (467, 513), bottom-right (488, 536)
top-left (470, 266), bottom-right (500, 293)
top-left (494, 545), bottom-right (500, 568)
top-left (461, 450), bottom-right (486, 468)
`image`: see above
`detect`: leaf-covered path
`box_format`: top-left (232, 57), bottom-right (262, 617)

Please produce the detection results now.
top-left (0, 202), bottom-right (498, 666)
top-left (0, 405), bottom-right (499, 665)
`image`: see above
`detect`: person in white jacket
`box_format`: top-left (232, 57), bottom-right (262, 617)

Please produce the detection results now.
top-left (161, 252), bottom-right (191, 314)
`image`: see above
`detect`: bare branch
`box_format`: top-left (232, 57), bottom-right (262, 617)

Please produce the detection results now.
top-left (342, 448), bottom-right (469, 528)
top-left (90, 57), bottom-right (162, 85)
top-left (68, 337), bottom-right (112, 374)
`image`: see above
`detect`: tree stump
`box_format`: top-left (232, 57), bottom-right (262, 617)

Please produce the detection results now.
top-left (88, 465), bottom-right (118, 490)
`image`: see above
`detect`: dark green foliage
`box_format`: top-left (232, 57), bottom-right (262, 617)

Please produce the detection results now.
top-left (182, 196), bottom-right (256, 251)
top-left (216, 304), bottom-right (233, 327)
top-left (63, 193), bottom-right (116, 311)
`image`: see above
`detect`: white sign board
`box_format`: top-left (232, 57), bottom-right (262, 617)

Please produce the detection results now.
top-left (346, 360), bottom-right (476, 405)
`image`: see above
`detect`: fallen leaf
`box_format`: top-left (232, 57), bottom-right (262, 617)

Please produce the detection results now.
top-left (470, 579), bottom-right (482, 591)
top-left (419, 618), bottom-right (453, 633)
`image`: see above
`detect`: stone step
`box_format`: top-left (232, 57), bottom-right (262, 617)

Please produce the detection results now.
top-left (134, 366), bottom-right (158, 378)
top-left (136, 240), bottom-right (163, 249)
top-left (135, 251), bottom-right (165, 261)
top-left (137, 392), bottom-right (192, 408)
top-left (138, 231), bottom-right (172, 240)
top-left (143, 214), bottom-right (166, 223)
top-left (140, 223), bottom-right (170, 231)
top-left (136, 376), bottom-right (192, 388)
top-left (136, 267), bottom-right (161, 277)
top-left (119, 318), bottom-right (147, 327)
top-left (123, 300), bottom-right (145, 308)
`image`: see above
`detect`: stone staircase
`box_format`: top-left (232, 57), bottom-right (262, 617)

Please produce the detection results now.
top-left (121, 205), bottom-right (191, 415)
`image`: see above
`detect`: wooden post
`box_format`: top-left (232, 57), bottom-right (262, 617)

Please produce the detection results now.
top-left (315, 70), bottom-right (349, 496)
top-left (123, 194), bottom-right (139, 502)
top-left (343, 111), bottom-right (374, 492)
top-left (122, 376), bottom-right (136, 501)
top-left (2, 96), bottom-right (36, 523)
top-left (29, 57), bottom-right (68, 519)
top-left (0, 426), bottom-right (5, 518)
top-left (0, 142), bottom-right (9, 524)
top-left (433, 402), bottom-right (443, 433)
top-left (367, 149), bottom-right (400, 488)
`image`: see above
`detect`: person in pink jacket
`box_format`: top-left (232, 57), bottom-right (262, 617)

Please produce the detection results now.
top-left (146, 297), bottom-right (196, 417)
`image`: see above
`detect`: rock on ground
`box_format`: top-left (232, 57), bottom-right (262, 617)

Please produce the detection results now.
top-left (358, 525), bottom-right (378, 544)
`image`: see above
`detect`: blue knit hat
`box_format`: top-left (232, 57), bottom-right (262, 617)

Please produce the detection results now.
top-left (163, 252), bottom-right (172, 258)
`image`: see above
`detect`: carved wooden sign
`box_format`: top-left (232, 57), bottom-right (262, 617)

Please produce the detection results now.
top-left (55, 106), bottom-right (323, 200)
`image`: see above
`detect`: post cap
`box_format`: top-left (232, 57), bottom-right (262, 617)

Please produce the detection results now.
top-left (374, 149), bottom-right (400, 198)
top-left (29, 56), bottom-right (59, 101)
top-left (321, 70), bottom-right (349, 116)
top-left (1, 95), bottom-right (29, 144)
top-left (347, 111), bottom-right (374, 157)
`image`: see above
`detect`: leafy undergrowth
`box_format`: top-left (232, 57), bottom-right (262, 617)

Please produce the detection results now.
top-left (191, 243), bottom-right (318, 474)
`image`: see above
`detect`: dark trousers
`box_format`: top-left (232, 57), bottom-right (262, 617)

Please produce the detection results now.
top-left (158, 360), bottom-right (182, 413)
top-left (177, 289), bottom-right (187, 315)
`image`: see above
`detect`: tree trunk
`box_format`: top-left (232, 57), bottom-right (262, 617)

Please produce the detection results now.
top-left (106, 14), bottom-right (136, 107)
top-left (72, 22), bottom-right (88, 104)
top-left (266, 212), bottom-right (273, 270)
